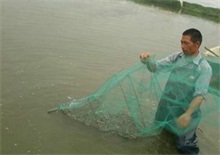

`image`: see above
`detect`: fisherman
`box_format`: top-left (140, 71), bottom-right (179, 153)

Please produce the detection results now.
top-left (139, 28), bottom-right (212, 155)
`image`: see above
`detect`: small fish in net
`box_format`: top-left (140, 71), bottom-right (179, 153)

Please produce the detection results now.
top-left (48, 58), bottom-right (219, 138)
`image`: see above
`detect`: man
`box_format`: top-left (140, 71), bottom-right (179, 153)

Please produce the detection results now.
top-left (139, 28), bottom-right (212, 154)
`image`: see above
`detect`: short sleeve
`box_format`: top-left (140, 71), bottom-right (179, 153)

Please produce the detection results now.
top-left (193, 60), bottom-right (212, 97)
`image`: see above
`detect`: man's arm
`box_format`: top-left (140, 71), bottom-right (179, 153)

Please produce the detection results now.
top-left (186, 96), bottom-right (204, 115)
top-left (177, 95), bottom-right (204, 128)
top-left (139, 52), bottom-right (182, 72)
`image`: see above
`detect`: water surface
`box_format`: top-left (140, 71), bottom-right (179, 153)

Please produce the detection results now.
top-left (1, 0), bottom-right (220, 154)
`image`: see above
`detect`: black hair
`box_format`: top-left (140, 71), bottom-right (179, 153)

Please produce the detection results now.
top-left (182, 28), bottom-right (202, 44)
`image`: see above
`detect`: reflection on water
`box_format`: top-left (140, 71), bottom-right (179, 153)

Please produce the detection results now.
top-left (1, 0), bottom-right (220, 154)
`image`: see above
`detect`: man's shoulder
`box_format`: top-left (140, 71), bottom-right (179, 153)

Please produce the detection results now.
top-left (200, 58), bottom-right (211, 68)
top-left (166, 52), bottom-right (183, 61)
top-left (172, 52), bottom-right (183, 57)
top-left (199, 58), bottom-right (212, 73)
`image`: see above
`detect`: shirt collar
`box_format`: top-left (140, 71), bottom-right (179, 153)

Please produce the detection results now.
top-left (182, 52), bottom-right (202, 65)
top-left (193, 53), bottom-right (202, 65)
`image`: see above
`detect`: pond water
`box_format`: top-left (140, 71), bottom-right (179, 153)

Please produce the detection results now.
top-left (1, 0), bottom-right (220, 154)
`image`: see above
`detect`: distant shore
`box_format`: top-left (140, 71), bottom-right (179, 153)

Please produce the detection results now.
top-left (130, 0), bottom-right (220, 23)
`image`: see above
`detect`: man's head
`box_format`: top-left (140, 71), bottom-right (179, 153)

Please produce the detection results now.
top-left (181, 28), bottom-right (202, 56)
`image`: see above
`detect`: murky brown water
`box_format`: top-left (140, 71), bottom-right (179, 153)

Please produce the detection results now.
top-left (1, 0), bottom-right (220, 154)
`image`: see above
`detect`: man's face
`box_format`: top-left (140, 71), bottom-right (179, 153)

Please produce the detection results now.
top-left (181, 35), bottom-right (200, 56)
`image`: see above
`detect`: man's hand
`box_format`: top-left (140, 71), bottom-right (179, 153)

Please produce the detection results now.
top-left (176, 96), bottom-right (204, 128)
top-left (139, 52), bottom-right (151, 64)
top-left (177, 113), bottom-right (191, 128)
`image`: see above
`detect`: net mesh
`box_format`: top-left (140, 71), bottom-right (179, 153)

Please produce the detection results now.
top-left (48, 57), bottom-right (220, 138)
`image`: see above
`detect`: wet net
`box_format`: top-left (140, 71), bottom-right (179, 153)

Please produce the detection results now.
top-left (48, 56), bottom-right (220, 138)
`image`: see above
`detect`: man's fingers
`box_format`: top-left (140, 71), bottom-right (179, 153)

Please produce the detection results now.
top-left (139, 52), bottom-right (150, 59)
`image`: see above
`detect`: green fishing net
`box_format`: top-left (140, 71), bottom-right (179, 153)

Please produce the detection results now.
top-left (48, 57), bottom-right (220, 138)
